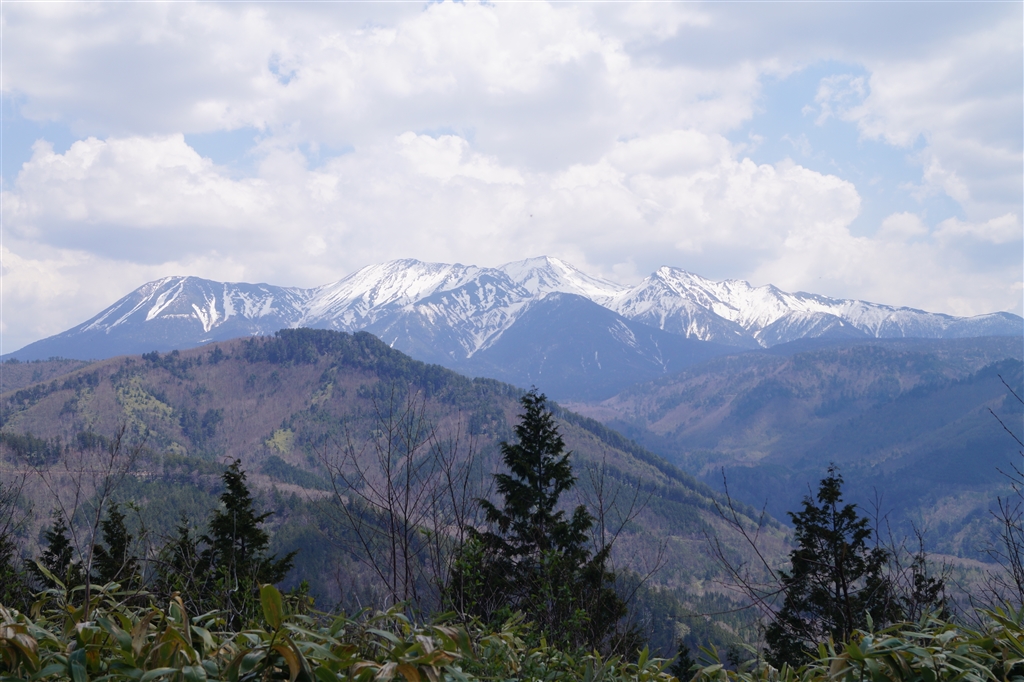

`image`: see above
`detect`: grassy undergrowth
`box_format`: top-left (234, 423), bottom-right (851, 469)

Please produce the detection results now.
top-left (3, 578), bottom-right (1023, 682)
top-left (695, 607), bottom-right (1024, 682)
top-left (0, 581), bottom-right (675, 682)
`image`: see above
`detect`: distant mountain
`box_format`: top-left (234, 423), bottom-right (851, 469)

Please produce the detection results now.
top-left (498, 256), bottom-right (627, 303)
top-left (605, 266), bottom-right (1023, 347)
top-left (567, 336), bottom-right (1024, 558)
top-left (14, 277), bottom-right (310, 360)
top-left (457, 293), bottom-right (734, 400)
top-left (8, 257), bottom-right (1021, 400)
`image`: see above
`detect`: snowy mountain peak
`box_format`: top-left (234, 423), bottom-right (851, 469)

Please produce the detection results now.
top-left (9, 256), bottom-right (1021, 364)
top-left (498, 256), bottom-right (627, 303)
top-left (303, 259), bottom-right (483, 323)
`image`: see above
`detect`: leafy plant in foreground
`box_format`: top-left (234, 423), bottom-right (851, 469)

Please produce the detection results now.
top-left (693, 606), bottom-right (1024, 682)
top-left (0, 580), bottom-right (676, 682)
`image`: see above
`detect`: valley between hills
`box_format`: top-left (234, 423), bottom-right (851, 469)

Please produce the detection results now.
top-left (567, 336), bottom-right (1024, 558)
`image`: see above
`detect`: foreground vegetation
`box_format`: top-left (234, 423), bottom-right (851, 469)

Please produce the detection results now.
top-left (2, 581), bottom-right (1022, 681)
top-left (0, 580), bottom-right (679, 682)
top-left (700, 607), bottom-right (1024, 682)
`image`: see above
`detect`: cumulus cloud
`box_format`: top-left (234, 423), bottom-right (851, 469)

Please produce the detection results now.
top-left (935, 214), bottom-right (1021, 244)
top-left (2, 2), bottom-right (773, 168)
top-left (396, 133), bottom-right (524, 185)
top-left (877, 212), bottom-right (929, 241)
top-left (815, 18), bottom-right (1022, 221)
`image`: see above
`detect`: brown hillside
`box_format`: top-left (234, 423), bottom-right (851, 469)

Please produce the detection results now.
top-left (0, 329), bottom-right (788, 603)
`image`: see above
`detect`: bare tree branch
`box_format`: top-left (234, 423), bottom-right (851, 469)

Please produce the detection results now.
top-left (318, 383), bottom-right (484, 613)
top-left (32, 423), bottom-right (144, 616)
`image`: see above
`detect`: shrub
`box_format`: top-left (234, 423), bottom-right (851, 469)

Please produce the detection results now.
top-left (692, 607), bottom-right (1024, 682)
top-left (1, 581), bottom-right (677, 682)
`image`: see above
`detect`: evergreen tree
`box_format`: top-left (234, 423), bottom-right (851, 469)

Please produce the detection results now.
top-left (92, 503), bottom-right (141, 589)
top-left (153, 462), bottom-right (295, 628)
top-left (669, 643), bottom-right (698, 680)
top-left (460, 390), bottom-right (626, 651)
top-left (765, 467), bottom-right (896, 666)
top-left (202, 460), bottom-right (296, 630)
top-left (29, 511), bottom-right (84, 591)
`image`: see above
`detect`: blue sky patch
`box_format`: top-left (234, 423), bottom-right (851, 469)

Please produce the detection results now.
top-left (733, 60), bottom-right (963, 237)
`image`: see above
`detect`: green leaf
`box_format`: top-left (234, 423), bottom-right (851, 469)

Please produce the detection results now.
top-left (240, 651), bottom-right (265, 676)
top-left (69, 660), bottom-right (88, 682)
top-left (191, 626), bottom-right (216, 655)
top-left (30, 663), bottom-right (67, 680)
top-left (182, 665), bottom-right (207, 682)
top-left (315, 667), bottom-right (339, 682)
top-left (140, 667), bottom-right (180, 682)
top-left (32, 561), bottom-right (65, 591)
top-left (261, 584), bottom-right (285, 630)
top-left (368, 629), bottom-right (402, 646)
top-left (68, 648), bottom-right (88, 682)
top-left (100, 618), bottom-right (133, 653)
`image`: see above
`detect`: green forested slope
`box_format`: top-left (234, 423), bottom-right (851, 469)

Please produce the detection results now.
top-left (569, 337), bottom-right (1024, 557)
top-left (0, 328), bottom-right (782, 656)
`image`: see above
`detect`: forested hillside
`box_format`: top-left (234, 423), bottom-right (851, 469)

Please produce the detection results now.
top-left (0, 328), bottom-right (783, 657)
top-left (570, 336), bottom-right (1024, 557)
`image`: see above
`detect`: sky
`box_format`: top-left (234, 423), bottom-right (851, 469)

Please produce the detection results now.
top-left (1, 1), bottom-right (1021, 353)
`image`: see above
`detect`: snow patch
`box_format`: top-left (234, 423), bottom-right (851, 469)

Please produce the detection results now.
top-left (144, 281), bottom-right (184, 322)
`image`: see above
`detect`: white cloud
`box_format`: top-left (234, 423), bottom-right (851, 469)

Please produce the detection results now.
top-left (751, 226), bottom-right (1021, 319)
top-left (396, 133), bottom-right (524, 185)
top-left (935, 214), bottom-right (1021, 245)
top-left (4, 136), bottom-right (270, 255)
top-left (877, 212), bottom-right (928, 241)
top-left (2, 2), bottom-right (773, 169)
top-left (819, 19), bottom-right (1022, 221)
top-left (813, 74), bottom-right (866, 126)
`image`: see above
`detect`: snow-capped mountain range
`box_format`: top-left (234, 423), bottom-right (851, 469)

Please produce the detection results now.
top-left (10, 257), bottom-right (1022, 368)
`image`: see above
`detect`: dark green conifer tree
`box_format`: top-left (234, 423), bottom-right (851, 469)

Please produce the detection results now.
top-left (203, 460), bottom-right (295, 630)
top-left (29, 511), bottom-right (84, 591)
top-left (669, 643), bottom-right (698, 680)
top-left (0, 531), bottom-right (30, 609)
top-left (92, 503), bottom-right (141, 589)
top-left (765, 467), bottom-right (896, 666)
top-left (154, 462), bottom-right (294, 628)
top-left (459, 390), bottom-right (626, 652)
